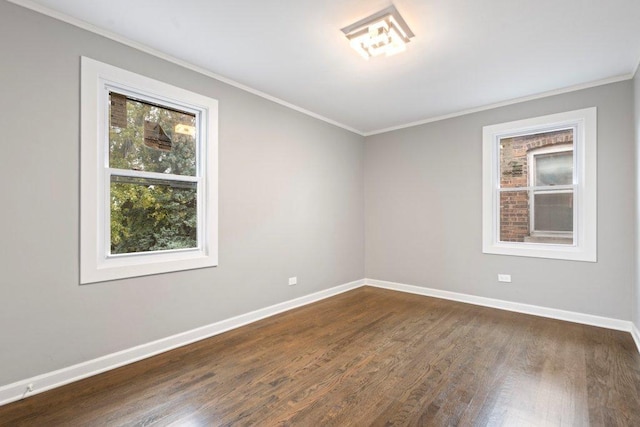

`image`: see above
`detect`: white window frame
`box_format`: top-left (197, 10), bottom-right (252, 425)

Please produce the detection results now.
top-left (527, 143), bottom-right (574, 239)
top-left (81, 57), bottom-right (218, 284)
top-left (482, 108), bottom-right (597, 262)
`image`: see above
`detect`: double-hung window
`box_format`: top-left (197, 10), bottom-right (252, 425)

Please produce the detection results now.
top-left (81, 57), bottom-right (218, 284)
top-left (482, 108), bottom-right (596, 262)
top-left (527, 143), bottom-right (574, 243)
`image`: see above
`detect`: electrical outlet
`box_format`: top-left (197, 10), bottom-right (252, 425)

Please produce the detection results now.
top-left (288, 277), bottom-right (297, 286)
top-left (498, 274), bottom-right (512, 283)
top-left (26, 383), bottom-right (34, 393)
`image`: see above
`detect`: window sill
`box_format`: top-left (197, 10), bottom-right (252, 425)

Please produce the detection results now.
top-left (523, 235), bottom-right (573, 245)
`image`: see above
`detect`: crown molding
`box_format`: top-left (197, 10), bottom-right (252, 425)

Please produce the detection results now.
top-left (633, 55), bottom-right (640, 80)
top-left (364, 73), bottom-right (633, 136)
top-left (6, 0), bottom-right (365, 136)
top-left (7, 0), bottom-right (640, 138)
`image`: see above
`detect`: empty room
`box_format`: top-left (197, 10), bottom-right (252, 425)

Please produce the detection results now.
top-left (1, 0), bottom-right (640, 425)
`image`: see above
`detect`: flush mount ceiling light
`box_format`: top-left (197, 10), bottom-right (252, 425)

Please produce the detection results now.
top-left (341, 5), bottom-right (414, 60)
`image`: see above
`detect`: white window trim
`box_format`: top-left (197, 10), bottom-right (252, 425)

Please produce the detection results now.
top-left (81, 57), bottom-right (218, 284)
top-left (527, 143), bottom-right (574, 239)
top-left (482, 107), bottom-right (597, 262)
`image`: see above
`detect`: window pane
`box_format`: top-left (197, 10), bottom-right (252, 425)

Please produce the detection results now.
top-left (534, 192), bottom-right (573, 232)
top-left (535, 151), bottom-right (572, 186)
top-left (499, 129), bottom-right (573, 189)
top-left (109, 92), bottom-right (197, 176)
top-left (499, 190), bottom-right (530, 242)
top-left (110, 177), bottom-right (197, 254)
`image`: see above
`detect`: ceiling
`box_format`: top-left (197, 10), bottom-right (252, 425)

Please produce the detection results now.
top-left (13, 0), bottom-right (640, 134)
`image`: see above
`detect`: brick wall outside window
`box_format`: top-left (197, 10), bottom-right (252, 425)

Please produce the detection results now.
top-left (499, 129), bottom-right (573, 242)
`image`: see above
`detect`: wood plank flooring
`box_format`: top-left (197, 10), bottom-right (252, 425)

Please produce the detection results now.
top-left (1, 286), bottom-right (639, 426)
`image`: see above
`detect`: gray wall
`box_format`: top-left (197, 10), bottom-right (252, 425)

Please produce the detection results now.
top-left (0, 2), bottom-right (364, 385)
top-left (0, 0), bottom-right (637, 390)
top-left (365, 81), bottom-right (635, 320)
top-left (634, 68), bottom-right (640, 331)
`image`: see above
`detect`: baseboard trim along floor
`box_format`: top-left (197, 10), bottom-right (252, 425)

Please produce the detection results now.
top-left (1, 277), bottom-right (637, 406)
top-left (365, 279), bottom-right (633, 332)
top-left (632, 324), bottom-right (640, 353)
top-left (0, 279), bottom-right (365, 406)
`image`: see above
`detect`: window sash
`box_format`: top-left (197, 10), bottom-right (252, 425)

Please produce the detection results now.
top-left (527, 144), bottom-right (575, 240)
top-left (103, 85), bottom-right (206, 259)
top-left (104, 85), bottom-right (203, 177)
top-left (105, 168), bottom-right (203, 257)
top-left (497, 185), bottom-right (576, 242)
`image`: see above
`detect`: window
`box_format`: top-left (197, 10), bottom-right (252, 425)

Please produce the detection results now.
top-left (527, 143), bottom-right (573, 243)
top-left (482, 108), bottom-right (596, 262)
top-left (81, 57), bottom-right (218, 284)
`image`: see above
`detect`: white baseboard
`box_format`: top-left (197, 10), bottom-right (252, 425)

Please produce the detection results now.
top-left (632, 323), bottom-right (640, 354)
top-left (1, 277), bottom-right (637, 407)
top-left (0, 279), bottom-right (364, 407)
top-left (365, 278), bottom-right (635, 333)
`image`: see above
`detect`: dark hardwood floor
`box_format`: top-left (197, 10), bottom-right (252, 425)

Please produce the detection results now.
top-left (1, 286), bottom-right (640, 426)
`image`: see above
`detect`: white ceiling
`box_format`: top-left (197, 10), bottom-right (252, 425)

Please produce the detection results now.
top-left (14, 0), bottom-right (640, 134)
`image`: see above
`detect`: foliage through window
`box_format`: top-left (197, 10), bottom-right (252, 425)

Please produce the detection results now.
top-left (109, 93), bottom-right (198, 254)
